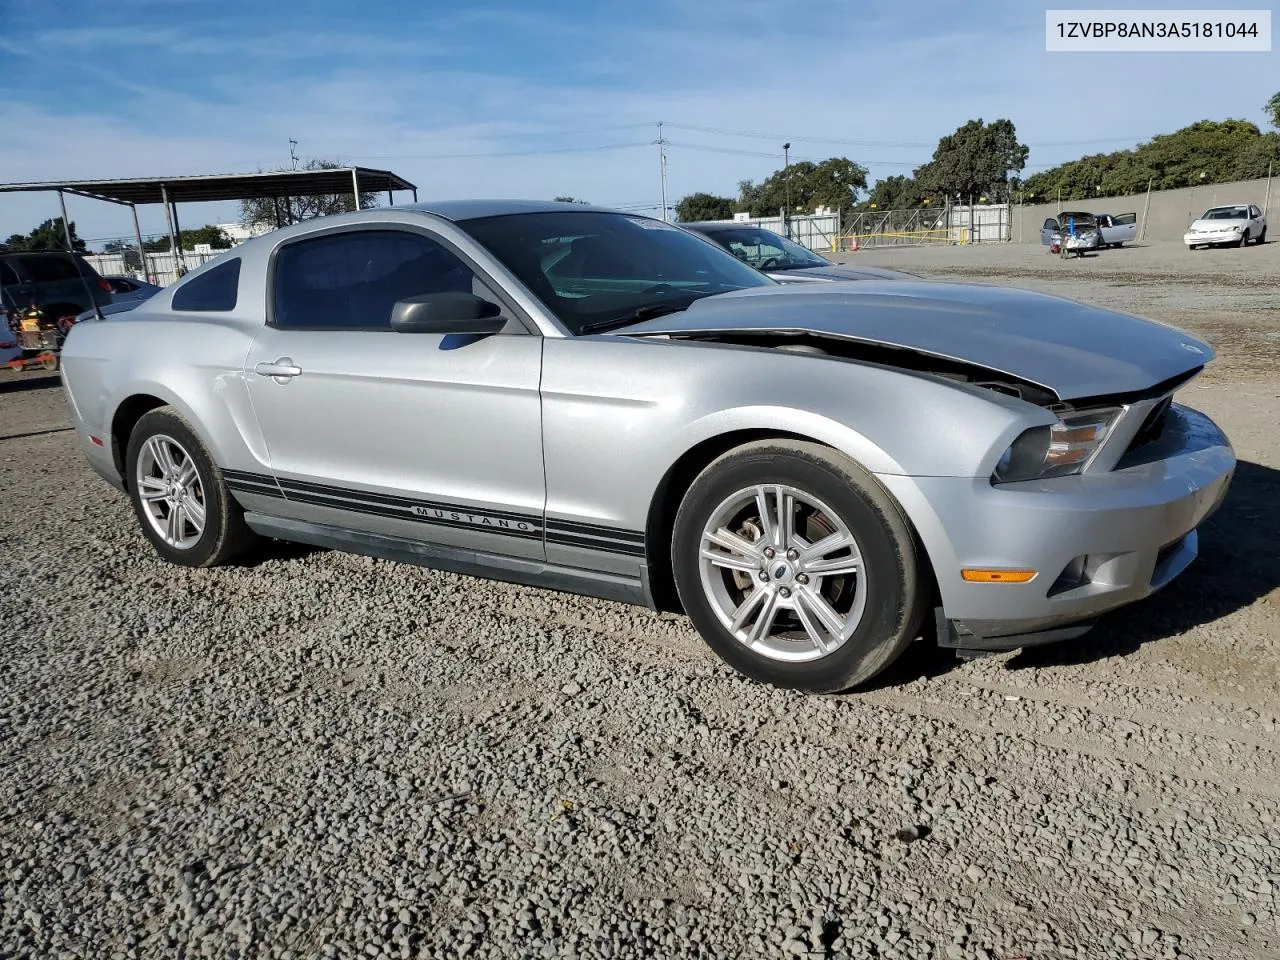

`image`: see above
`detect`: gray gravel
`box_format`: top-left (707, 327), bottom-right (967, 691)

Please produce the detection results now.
top-left (2, 243), bottom-right (1278, 958)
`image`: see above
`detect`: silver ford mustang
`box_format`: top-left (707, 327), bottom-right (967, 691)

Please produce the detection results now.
top-left (59, 201), bottom-right (1234, 692)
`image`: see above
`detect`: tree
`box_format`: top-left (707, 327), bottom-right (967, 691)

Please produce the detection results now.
top-left (3, 218), bottom-right (86, 252)
top-left (142, 225), bottom-right (232, 253)
top-left (860, 175), bottom-right (928, 211)
top-left (1266, 92), bottom-right (1280, 129)
top-left (239, 158), bottom-right (377, 229)
top-left (737, 157), bottom-right (869, 220)
top-left (182, 225), bottom-right (233, 249)
top-left (913, 118), bottom-right (1028, 203)
top-left (1022, 119), bottom-right (1280, 202)
top-left (552, 196), bottom-right (590, 204)
top-left (674, 192), bottom-right (736, 222)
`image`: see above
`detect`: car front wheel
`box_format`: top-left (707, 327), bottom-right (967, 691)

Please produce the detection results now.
top-left (126, 406), bottom-right (256, 567)
top-left (672, 440), bottom-right (928, 692)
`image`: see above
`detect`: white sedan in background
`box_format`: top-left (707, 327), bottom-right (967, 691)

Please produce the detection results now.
top-left (1183, 204), bottom-right (1267, 249)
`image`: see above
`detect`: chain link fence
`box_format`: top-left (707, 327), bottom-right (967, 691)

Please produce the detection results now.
top-left (834, 203), bottom-right (1013, 251)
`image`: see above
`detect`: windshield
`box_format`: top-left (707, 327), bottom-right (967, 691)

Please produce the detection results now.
top-left (457, 211), bottom-right (774, 334)
top-left (1202, 206), bottom-right (1249, 220)
top-left (700, 227), bottom-right (827, 270)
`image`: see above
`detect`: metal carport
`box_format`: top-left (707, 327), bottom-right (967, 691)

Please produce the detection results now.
top-left (0, 167), bottom-right (418, 282)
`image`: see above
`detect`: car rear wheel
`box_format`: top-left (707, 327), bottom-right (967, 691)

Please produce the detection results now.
top-left (1258, 227), bottom-right (1267, 245)
top-left (126, 407), bottom-right (256, 567)
top-left (671, 440), bottom-right (927, 692)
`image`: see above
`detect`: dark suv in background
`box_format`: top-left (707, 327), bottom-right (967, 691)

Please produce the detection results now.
top-left (0, 250), bottom-right (113, 320)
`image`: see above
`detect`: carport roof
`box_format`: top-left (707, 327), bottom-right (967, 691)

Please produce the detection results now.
top-left (0, 167), bottom-right (417, 206)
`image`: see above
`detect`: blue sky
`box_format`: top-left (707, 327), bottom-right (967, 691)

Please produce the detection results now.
top-left (0, 0), bottom-right (1275, 244)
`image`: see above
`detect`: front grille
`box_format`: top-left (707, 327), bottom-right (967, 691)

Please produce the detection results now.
top-left (1125, 396), bottom-right (1172, 455)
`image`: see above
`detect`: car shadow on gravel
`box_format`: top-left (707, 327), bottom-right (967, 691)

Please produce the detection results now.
top-left (240, 539), bottom-right (323, 567)
top-left (870, 459), bottom-right (1280, 683)
top-left (0, 372), bottom-right (61, 394)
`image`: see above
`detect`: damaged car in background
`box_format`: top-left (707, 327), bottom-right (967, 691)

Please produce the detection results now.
top-left (59, 202), bottom-right (1234, 692)
top-left (1040, 211), bottom-right (1103, 257)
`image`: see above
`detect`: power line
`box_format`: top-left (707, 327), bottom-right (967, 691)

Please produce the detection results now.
top-left (664, 140), bottom-right (814, 161)
top-left (665, 122), bottom-right (934, 149)
top-left (294, 123), bottom-right (657, 147)
top-left (663, 121), bottom-right (1160, 150)
top-left (316, 141), bottom-right (651, 162)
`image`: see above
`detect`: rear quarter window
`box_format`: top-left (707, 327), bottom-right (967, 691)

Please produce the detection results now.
top-left (171, 259), bottom-right (241, 312)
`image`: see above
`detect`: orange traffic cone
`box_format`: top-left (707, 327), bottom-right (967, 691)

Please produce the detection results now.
top-left (849, 236), bottom-right (860, 252)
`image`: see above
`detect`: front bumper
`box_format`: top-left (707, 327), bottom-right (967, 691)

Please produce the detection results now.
top-left (1184, 230), bottom-right (1243, 245)
top-left (879, 405), bottom-right (1234, 649)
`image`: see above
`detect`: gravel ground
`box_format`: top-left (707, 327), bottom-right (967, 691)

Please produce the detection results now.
top-left (2, 241), bottom-right (1278, 959)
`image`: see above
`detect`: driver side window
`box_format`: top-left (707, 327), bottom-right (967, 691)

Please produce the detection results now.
top-left (272, 229), bottom-right (515, 331)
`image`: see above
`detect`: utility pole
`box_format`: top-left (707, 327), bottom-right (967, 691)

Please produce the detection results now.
top-left (657, 122), bottom-right (669, 221)
top-left (783, 142), bottom-right (791, 238)
top-left (289, 139), bottom-right (299, 170)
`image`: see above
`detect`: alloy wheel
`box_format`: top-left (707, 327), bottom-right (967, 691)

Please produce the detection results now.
top-left (697, 484), bottom-right (867, 662)
top-left (134, 434), bottom-right (207, 549)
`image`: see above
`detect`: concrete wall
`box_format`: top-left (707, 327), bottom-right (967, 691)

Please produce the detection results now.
top-left (1013, 174), bottom-right (1275, 243)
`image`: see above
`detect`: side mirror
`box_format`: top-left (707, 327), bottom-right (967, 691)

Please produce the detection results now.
top-left (390, 292), bottom-right (505, 335)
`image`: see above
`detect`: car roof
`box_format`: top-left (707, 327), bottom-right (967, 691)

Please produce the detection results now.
top-left (681, 221), bottom-right (752, 233)
top-left (399, 199), bottom-right (625, 221)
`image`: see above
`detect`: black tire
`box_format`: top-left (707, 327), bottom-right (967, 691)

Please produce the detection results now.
top-left (125, 406), bottom-right (256, 567)
top-left (1256, 227), bottom-right (1266, 245)
top-left (1237, 231), bottom-right (1248, 248)
top-left (671, 440), bottom-right (928, 693)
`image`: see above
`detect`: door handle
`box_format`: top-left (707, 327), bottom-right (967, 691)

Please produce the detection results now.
top-left (254, 358), bottom-right (302, 379)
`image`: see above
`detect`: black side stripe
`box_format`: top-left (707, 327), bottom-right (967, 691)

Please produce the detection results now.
top-left (221, 469), bottom-right (647, 557)
top-left (546, 532), bottom-right (647, 557)
top-left (274, 475), bottom-right (541, 526)
top-left (545, 519), bottom-right (646, 545)
top-left (279, 490), bottom-right (544, 541)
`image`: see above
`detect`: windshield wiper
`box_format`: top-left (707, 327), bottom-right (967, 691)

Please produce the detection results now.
top-left (577, 299), bottom-right (695, 335)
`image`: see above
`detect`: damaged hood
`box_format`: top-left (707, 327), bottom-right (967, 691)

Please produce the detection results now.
top-left (618, 282), bottom-right (1213, 401)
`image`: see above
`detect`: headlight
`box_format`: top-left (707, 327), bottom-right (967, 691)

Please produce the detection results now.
top-left (1231, 224), bottom-right (1243, 233)
top-left (993, 408), bottom-right (1122, 483)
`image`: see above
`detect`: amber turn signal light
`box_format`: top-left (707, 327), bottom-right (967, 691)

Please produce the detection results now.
top-left (961, 568), bottom-right (1038, 583)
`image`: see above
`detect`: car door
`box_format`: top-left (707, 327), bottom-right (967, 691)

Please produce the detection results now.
top-left (1040, 218), bottom-right (1058, 245)
top-left (243, 224), bottom-right (547, 561)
